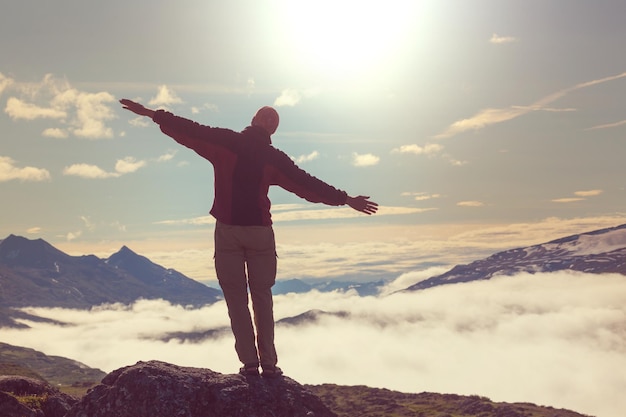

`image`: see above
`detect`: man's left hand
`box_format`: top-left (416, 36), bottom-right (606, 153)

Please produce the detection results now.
top-left (346, 195), bottom-right (378, 215)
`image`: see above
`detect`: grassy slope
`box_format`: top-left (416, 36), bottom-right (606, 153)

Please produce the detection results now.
top-left (0, 342), bottom-right (106, 391)
top-left (305, 384), bottom-right (593, 417)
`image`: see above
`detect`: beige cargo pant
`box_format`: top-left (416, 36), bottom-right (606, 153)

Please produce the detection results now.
top-left (214, 221), bottom-right (278, 368)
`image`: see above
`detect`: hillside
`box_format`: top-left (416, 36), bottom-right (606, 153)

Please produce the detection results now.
top-left (0, 234), bottom-right (221, 312)
top-left (0, 343), bottom-right (592, 417)
top-left (408, 223), bottom-right (626, 291)
top-left (307, 384), bottom-right (592, 417)
top-left (0, 342), bottom-right (106, 389)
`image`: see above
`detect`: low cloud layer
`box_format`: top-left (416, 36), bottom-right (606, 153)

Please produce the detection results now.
top-left (5, 271), bottom-right (625, 417)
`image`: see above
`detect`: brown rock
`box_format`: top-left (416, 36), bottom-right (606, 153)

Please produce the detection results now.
top-left (0, 390), bottom-right (39, 417)
top-left (66, 360), bottom-right (337, 417)
top-left (0, 375), bottom-right (77, 417)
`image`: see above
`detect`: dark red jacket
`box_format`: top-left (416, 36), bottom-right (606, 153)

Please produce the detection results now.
top-left (153, 110), bottom-right (348, 226)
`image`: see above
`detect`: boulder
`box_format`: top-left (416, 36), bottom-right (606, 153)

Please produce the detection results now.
top-left (0, 390), bottom-right (39, 417)
top-left (66, 360), bottom-right (337, 417)
top-left (0, 375), bottom-right (77, 417)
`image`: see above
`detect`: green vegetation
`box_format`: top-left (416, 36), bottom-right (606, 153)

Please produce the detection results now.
top-left (16, 393), bottom-right (48, 410)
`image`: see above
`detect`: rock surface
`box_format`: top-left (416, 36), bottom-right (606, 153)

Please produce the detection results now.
top-left (65, 360), bottom-right (337, 417)
top-left (0, 375), bottom-right (77, 417)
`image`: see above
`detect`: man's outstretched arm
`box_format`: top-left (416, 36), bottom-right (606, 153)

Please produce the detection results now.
top-left (346, 195), bottom-right (378, 215)
top-left (120, 99), bottom-right (155, 118)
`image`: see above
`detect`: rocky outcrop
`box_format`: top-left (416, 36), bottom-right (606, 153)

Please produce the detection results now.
top-left (0, 390), bottom-right (38, 417)
top-left (66, 360), bottom-right (336, 417)
top-left (0, 375), bottom-right (78, 417)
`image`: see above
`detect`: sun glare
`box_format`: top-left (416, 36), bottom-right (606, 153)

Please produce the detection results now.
top-left (279, 0), bottom-right (418, 77)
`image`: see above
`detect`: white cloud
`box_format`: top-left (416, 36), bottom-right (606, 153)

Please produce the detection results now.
top-left (5, 97), bottom-right (67, 120)
top-left (26, 227), bottom-right (42, 234)
top-left (436, 71), bottom-right (626, 139)
top-left (63, 157), bottom-right (146, 179)
top-left (42, 127), bottom-right (69, 139)
top-left (273, 88), bottom-right (318, 107)
top-left (0, 156), bottom-right (51, 182)
top-left (512, 105), bottom-right (576, 113)
top-left (587, 119), bottom-right (626, 130)
top-left (457, 200), bottom-right (484, 207)
top-left (574, 189), bottom-right (602, 197)
top-left (351, 152), bottom-right (380, 167)
top-left (274, 89), bottom-right (302, 107)
top-left (64, 90), bottom-right (116, 139)
top-left (80, 216), bottom-right (96, 231)
top-left (154, 216), bottom-right (216, 227)
top-left (156, 151), bottom-right (177, 162)
top-left (66, 230), bottom-right (82, 241)
top-left (129, 116), bottom-right (150, 128)
top-left (377, 267), bottom-right (450, 296)
top-left (115, 157), bottom-right (146, 174)
top-left (4, 74), bottom-right (116, 139)
top-left (5, 272), bottom-right (626, 417)
top-left (272, 204), bottom-right (310, 212)
top-left (402, 192), bottom-right (441, 201)
top-left (291, 151), bottom-right (319, 164)
top-left (191, 103), bottom-right (218, 115)
top-left (274, 206), bottom-right (421, 222)
top-left (0, 72), bottom-right (14, 95)
top-left (392, 143), bottom-right (443, 156)
top-left (110, 221), bottom-right (127, 232)
top-left (153, 206), bottom-right (433, 235)
top-left (552, 198), bottom-right (584, 203)
top-left (553, 189), bottom-right (603, 203)
top-left (436, 107), bottom-right (527, 139)
top-left (148, 85), bottom-right (183, 107)
top-left (63, 163), bottom-right (117, 179)
top-left (489, 33), bottom-right (518, 44)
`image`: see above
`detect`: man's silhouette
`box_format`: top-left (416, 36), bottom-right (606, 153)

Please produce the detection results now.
top-left (120, 99), bottom-right (378, 377)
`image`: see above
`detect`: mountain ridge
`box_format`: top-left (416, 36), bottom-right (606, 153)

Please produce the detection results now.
top-left (407, 223), bottom-right (626, 291)
top-left (0, 234), bottom-right (221, 311)
top-left (3, 222), bottom-right (626, 314)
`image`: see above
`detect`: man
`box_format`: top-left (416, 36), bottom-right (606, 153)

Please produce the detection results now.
top-left (120, 99), bottom-right (378, 377)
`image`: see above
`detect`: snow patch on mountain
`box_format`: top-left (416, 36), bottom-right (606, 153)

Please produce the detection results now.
top-left (563, 228), bottom-right (626, 255)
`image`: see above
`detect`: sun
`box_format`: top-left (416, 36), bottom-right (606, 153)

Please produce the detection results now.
top-left (279, 0), bottom-right (418, 77)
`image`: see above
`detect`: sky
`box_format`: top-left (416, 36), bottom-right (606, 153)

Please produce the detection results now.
top-left (2, 0), bottom-right (626, 283)
top-left (5, 271), bottom-right (626, 417)
top-left (3, 3), bottom-right (626, 416)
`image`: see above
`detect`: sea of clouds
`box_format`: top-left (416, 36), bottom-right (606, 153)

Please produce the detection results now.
top-left (5, 269), bottom-right (626, 417)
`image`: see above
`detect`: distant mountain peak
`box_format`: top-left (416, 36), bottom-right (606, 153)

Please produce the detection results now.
top-left (0, 235), bottom-right (221, 311)
top-left (407, 223), bottom-right (626, 291)
top-left (0, 234), bottom-right (69, 268)
top-left (119, 245), bottom-right (134, 253)
top-left (107, 245), bottom-right (153, 269)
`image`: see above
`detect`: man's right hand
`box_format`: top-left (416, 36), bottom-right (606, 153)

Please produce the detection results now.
top-left (120, 99), bottom-right (155, 118)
